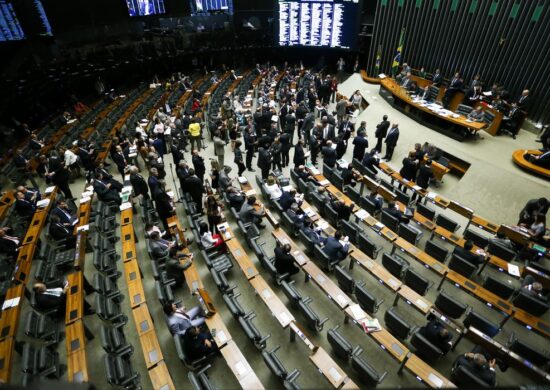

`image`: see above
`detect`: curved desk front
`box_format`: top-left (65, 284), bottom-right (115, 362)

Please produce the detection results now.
top-left (512, 149), bottom-right (550, 179)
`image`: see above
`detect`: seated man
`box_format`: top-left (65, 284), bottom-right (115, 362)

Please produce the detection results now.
top-left (361, 149), bottom-right (380, 175)
top-left (218, 166), bottom-right (233, 191)
top-left (274, 243), bottom-right (300, 277)
top-left (323, 230), bottom-right (350, 262)
top-left (367, 190), bottom-right (383, 211)
top-left (49, 214), bottom-right (77, 249)
top-left (278, 189), bottom-right (297, 212)
top-left (527, 150), bottom-right (550, 169)
top-left (302, 220), bottom-right (326, 246)
top-left (15, 191), bottom-right (36, 218)
top-left (452, 350), bottom-right (496, 387)
top-left (316, 186), bottom-right (332, 204)
top-left (0, 227), bottom-right (20, 257)
top-left (453, 240), bottom-right (485, 266)
top-left (183, 326), bottom-right (218, 361)
top-left (95, 162), bottom-right (124, 192)
top-left (148, 231), bottom-right (177, 260)
top-left (467, 107), bottom-right (485, 122)
top-left (239, 196), bottom-right (266, 229)
top-left (331, 200), bottom-right (354, 222)
top-left (520, 275), bottom-right (548, 302)
top-left (226, 186), bottom-right (246, 211)
top-left (93, 171), bottom-right (122, 205)
top-left (341, 164), bottom-right (360, 187)
top-left (16, 185), bottom-right (41, 202)
top-left (33, 281), bottom-right (95, 318)
top-left (419, 316), bottom-right (453, 354)
top-left (163, 302), bottom-right (205, 335)
top-left (383, 201), bottom-right (409, 223)
top-left (490, 232), bottom-right (515, 251)
top-left (166, 254), bottom-right (193, 288)
top-left (294, 165), bottom-right (312, 182)
top-left (286, 204), bottom-right (305, 229)
top-left (52, 200), bottom-right (78, 227)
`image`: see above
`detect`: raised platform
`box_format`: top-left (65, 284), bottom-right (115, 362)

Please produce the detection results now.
top-left (512, 149), bottom-right (550, 180)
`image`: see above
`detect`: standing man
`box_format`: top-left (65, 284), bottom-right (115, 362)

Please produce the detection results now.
top-left (352, 128), bottom-right (369, 162)
top-left (244, 126), bottom-right (256, 172)
top-left (374, 115), bottom-right (390, 153)
top-left (257, 145), bottom-right (272, 180)
top-left (336, 57), bottom-right (346, 83)
top-left (443, 72), bottom-right (463, 108)
top-left (383, 124), bottom-right (400, 161)
top-left (213, 131), bottom-right (226, 168)
top-left (336, 97), bottom-right (348, 124)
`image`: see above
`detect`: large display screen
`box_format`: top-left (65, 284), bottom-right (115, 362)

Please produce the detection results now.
top-left (190, 0), bottom-right (233, 15)
top-left (127, 0), bottom-right (166, 17)
top-left (278, 0), bottom-right (361, 49)
top-left (0, 0), bottom-right (25, 41)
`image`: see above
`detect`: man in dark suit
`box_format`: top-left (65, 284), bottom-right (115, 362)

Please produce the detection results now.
top-left (302, 220), bottom-right (326, 246)
top-left (383, 202), bottom-right (408, 223)
top-left (226, 186), bottom-right (245, 211)
top-left (416, 159), bottom-right (434, 190)
top-left (184, 168), bottom-right (204, 213)
top-left (374, 115), bottom-right (390, 153)
top-left (13, 149), bottom-right (28, 169)
top-left (239, 196), bottom-right (265, 228)
top-left (362, 149), bottom-right (380, 175)
top-left (301, 111), bottom-right (315, 142)
top-left (452, 351), bottom-right (496, 387)
top-left (322, 141), bottom-right (337, 168)
top-left (15, 191), bottom-right (36, 218)
top-left (294, 138), bottom-right (306, 167)
top-left (244, 127), bottom-right (257, 172)
top-left (112, 145), bottom-right (128, 181)
top-left (502, 103), bottom-right (522, 139)
top-left (274, 243), bottom-right (299, 277)
top-left (93, 171), bottom-right (121, 205)
top-left (320, 118), bottom-right (335, 146)
top-left (278, 190), bottom-right (296, 212)
top-left (183, 325), bottom-right (218, 361)
top-left (95, 162), bottom-right (123, 192)
top-left (129, 166), bottom-right (149, 199)
top-left (47, 156), bottom-right (73, 200)
top-left (153, 181), bottom-right (175, 234)
top-left (49, 214), bottom-right (77, 249)
top-left (323, 231), bottom-right (350, 262)
top-left (171, 144), bottom-right (184, 166)
top-left (453, 240), bottom-right (484, 266)
top-left (419, 316), bottom-right (453, 354)
top-left (148, 231), bottom-right (176, 260)
top-left (352, 129), bottom-right (369, 162)
top-left (0, 227), bottom-right (20, 257)
top-left (383, 124), bottom-right (400, 161)
top-left (257, 146), bottom-right (272, 180)
top-left (516, 89), bottom-right (531, 111)
top-left (148, 168), bottom-right (160, 196)
top-left (52, 200), bottom-right (78, 227)
top-left (528, 149), bottom-right (550, 169)
top-left (33, 281), bottom-right (94, 318)
top-left (399, 151), bottom-right (418, 181)
top-left (432, 69), bottom-right (442, 86)
top-left (332, 200), bottom-right (354, 222)
top-left (443, 72), bottom-right (464, 108)
top-left (191, 150), bottom-right (206, 182)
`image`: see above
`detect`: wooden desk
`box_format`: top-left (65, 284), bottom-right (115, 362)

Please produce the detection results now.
top-left (184, 262), bottom-right (204, 294)
top-left (469, 214), bottom-right (500, 234)
top-left (404, 354), bottom-right (456, 388)
top-left (350, 251), bottom-right (402, 292)
top-left (0, 284), bottom-right (24, 340)
top-left (498, 224), bottom-right (531, 247)
top-left (121, 207), bottom-right (133, 226)
top-left (513, 309), bottom-right (550, 338)
top-left (0, 192), bottom-right (14, 222)
top-left (65, 272), bottom-right (84, 325)
top-left (66, 320), bottom-right (86, 355)
top-left (132, 304), bottom-right (155, 337)
top-left (67, 349), bottom-right (88, 383)
top-left (148, 361), bottom-right (176, 390)
top-left (302, 262), bottom-right (352, 309)
top-left (220, 340), bottom-right (265, 390)
top-left (309, 347), bottom-right (358, 389)
top-left (205, 313), bottom-right (232, 347)
top-left (220, 226), bottom-right (259, 280)
top-left (0, 337), bottom-right (15, 383)
top-left (127, 279), bottom-right (146, 308)
top-left (139, 331), bottom-right (164, 369)
top-left (396, 285), bottom-right (432, 315)
top-left (124, 258), bottom-right (143, 285)
top-left (393, 238), bottom-right (447, 275)
top-left (121, 224), bottom-right (136, 262)
top-left (512, 149), bottom-right (550, 180)
top-left (250, 276), bottom-right (295, 328)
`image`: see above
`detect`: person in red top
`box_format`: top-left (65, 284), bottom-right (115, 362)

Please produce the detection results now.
top-left (191, 98), bottom-right (201, 114)
top-left (330, 76), bottom-right (338, 103)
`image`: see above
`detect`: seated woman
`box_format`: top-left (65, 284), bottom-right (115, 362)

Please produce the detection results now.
top-left (265, 175), bottom-right (283, 200)
top-left (199, 222), bottom-right (224, 251)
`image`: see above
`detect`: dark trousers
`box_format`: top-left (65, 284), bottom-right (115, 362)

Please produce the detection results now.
top-left (246, 149), bottom-right (254, 169)
top-left (311, 151), bottom-right (318, 165)
top-left (236, 162), bottom-right (246, 176)
top-left (375, 137), bottom-right (384, 153)
top-left (261, 167), bottom-right (270, 180)
top-left (57, 181), bottom-right (73, 199)
top-left (385, 145), bottom-right (395, 160)
top-left (281, 150), bottom-right (290, 167)
top-left (272, 160), bottom-right (282, 171)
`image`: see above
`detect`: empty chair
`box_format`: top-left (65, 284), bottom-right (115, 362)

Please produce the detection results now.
top-left (188, 364), bottom-right (217, 390)
top-left (93, 250), bottom-right (120, 276)
top-left (463, 309), bottom-right (500, 337)
top-left (416, 202), bottom-right (436, 221)
top-left (33, 261), bottom-right (62, 285)
top-left (324, 204), bottom-right (340, 228)
top-left (451, 364), bottom-right (491, 387)
top-left (507, 332), bottom-right (550, 368)
top-left (360, 196), bottom-right (381, 217)
top-left (334, 265), bottom-right (362, 295)
top-left (100, 323), bottom-right (134, 356)
top-left (483, 276), bottom-right (515, 300)
top-left (298, 229), bottom-right (315, 254)
top-left (448, 254), bottom-right (477, 278)
top-left (351, 349), bottom-right (388, 387)
top-left (281, 280), bottom-right (303, 310)
top-left (327, 325), bottom-right (358, 359)
top-left (341, 220), bottom-right (362, 244)
top-left (222, 288), bottom-right (246, 318)
top-left (456, 104), bottom-right (473, 116)
top-left (238, 312), bottom-right (271, 350)
top-left (262, 346), bottom-right (301, 389)
top-left (104, 353), bottom-right (140, 388)
top-left (435, 214), bottom-right (460, 232)
top-left (403, 268), bottom-right (432, 296)
top-left (357, 232), bottom-right (380, 259)
top-left (384, 308), bottom-right (416, 340)
top-left (434, 290), bottom-right (468, 319)
top-left (410, 331), bottom-right (444, 361)
top-left (201, 249), bottom-right (233, 273)
top-left (95, 295), bottom-right (128, 323)
top-left (256, 243), bottom-right (291, 285)
top-left (298, 297), bottom-right (328, 332)
top-left (487, 241), bottom-right (516, 262)
top-left (381, 210), bottom-right (400, 232)
top-left (345, 185), bottom-right (361, 204)
top-left (93, 273), bottom-right (123, 301)
top-left (210, 267), bottom-right (231, 292)
top-left (395, 188), bottom-right (410, 206)
top-left (281, 211), bottom-right (298, 236)
top-left (398, 222), bottom-right (423, 245)
top-left (512, 291), bottom-right (549, 316)
top-left (424, 240), bottom-right (449, 263)
top-left (310, 191), bottom-right (327, 216)
top-left (464, 229), bottom-right (489, 249)
top-left (332, 172), bottom-right (344, 190)
top-left (24, 311), bottom-right (61, 346)
top-left (21, 344), bottom-right (62, 380)
top-left (382, 252), bottom-right (409, 278)
top-left (356, 284), bottom-right (384, 314)
top-left (313, 244), bottom-right (339, 271)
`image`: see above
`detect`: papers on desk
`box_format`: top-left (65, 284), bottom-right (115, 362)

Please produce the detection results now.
top-left (318, 179), bottom-right (330, 186)
top-left (128, 153), bottom-right (137, 158)
top-left (217, 330), bottom-right (227, 344)
top-left (81, 191), bottom-right (93, 198)
top-left (337, 159), bottom-right (348, 169)
top-left (412, 185), bottom-right (422, 191)
top-left (303, 207), bottom-right (316, 217)
top-left (36, 199), bottom-right (50, 208)
top-left (167, 191), bottom-right (174, 199)
top-left (317, 220), bottom-right (329, 230)
top-left (507, 263), bottom-right (521, 277)
top-left (76, 224), bottom-right (89, 233)
top-left (237, 176), bottom-right (248, 184)
top-left (2, 297), bottom-right (20, 310)
top-left (282, 185), bottom-right (293, 192)
top-left (373, 222), bottom-right (385, 231)
top-left (44, 186), bottom-right (56, 195)
top-left (86, 185), bottom-right (93, 192)
top-left (378, 73), bottom-right (387, 79)
top-left (119, 202), bottom-right (132, 211)
top-left (426, 192), bottom-right (437, 200)
top-left (67, 119), bottom-right (77, 124)
top-left (79, 196), bottom-right (91, 204)
top-left (331, 143), bottom-right (337, 150)
top-left (428, 373), bottom-right (444, 388)
top-left (234, 361), bottom-right (247, 376)
top-left (328, 367), bottom-right (342, 382)
top-left (350, 304), bottom-right (365, 320)
top-left (245, 189), bottom-right (256, 196)
top-left (483, 91), bottom-right (492, 96)
top-left (452, 114), bottom-right (460, 118)
top-left (355, 209), bottom-right (369, 220)
top-left (304, 151), bottom-right (311, 158)
top-left (361, 318), bottom-right (381, 333)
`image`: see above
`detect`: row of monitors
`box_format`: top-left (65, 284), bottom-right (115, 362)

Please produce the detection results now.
top-left (127, 0), bottom-right (233, 17)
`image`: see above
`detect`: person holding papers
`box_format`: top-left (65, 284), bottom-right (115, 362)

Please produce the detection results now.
top-left (93, 171), bottom-right (121, 206)
top-left (52, 200), bottom-right (78, 227)
top-left (323, 231), bottom-right (350, 262)
top-left (14, 191), bottom-right (36, 218)
top-left (0, 227), bottom-right (20, 257)
top-left (16, 185), bottom-right (41, 202)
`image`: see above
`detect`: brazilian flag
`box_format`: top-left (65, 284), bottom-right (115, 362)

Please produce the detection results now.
top-left (391, 28), bottom-right (405, 77)
top-left (375, 45), bottom-right (382, 75)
